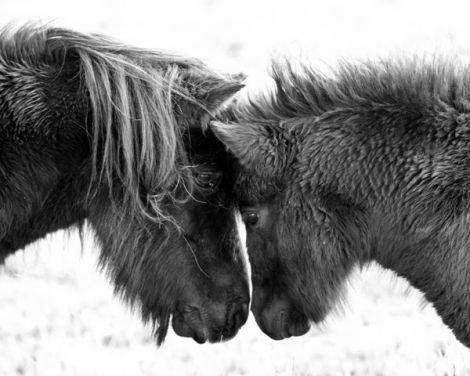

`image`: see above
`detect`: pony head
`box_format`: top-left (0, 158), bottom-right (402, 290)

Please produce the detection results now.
top-left (0, 25), bottom-right (250, 344)
top-left (212, 57), bottom-right (470, 341)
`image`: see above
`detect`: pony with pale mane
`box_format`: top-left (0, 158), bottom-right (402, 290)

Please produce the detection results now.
top-left (214, 57), bottom-right (470, 346)
top-left (0, 25), bottom-right (250, 344)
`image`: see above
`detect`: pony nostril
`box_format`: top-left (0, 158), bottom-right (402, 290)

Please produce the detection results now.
top-left (283, 311), bottom-right (310, 337)
top-left (171, 304), bottom-right (208, 343)
top-left (225, 303), bottom-right (238, 329)
top-left (233, 302), bottom-right (249, 328)
top-left (221, 301), bottom-right (249, 340)
top-left (241, 302), bottom-right (249, 318)
top-left (257, 306), bottom-right (308, 340)
top-left (277, 310), bottom-right (289, 339)
top-left (292, 315), bottom-right (311, 337)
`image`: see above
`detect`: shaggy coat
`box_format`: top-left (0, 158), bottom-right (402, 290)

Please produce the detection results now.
top-left (0, 25), bottom-right (249, 344)
top-left (213, 58), bottom-right (470, 345)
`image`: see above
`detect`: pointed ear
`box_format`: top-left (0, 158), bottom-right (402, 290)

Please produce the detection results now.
top-left (186, 72), bottom-right (246, 112)
top-left (203, 76), bottom-right (246, 111)
top-left (210, 120), bottom-right (281, 176)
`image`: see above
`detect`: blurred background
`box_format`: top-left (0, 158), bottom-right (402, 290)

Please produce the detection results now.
top-left (1, 0), bottom-right (470, 375)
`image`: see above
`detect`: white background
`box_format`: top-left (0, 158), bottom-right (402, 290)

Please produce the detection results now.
top-left (1, 0), bottom-right (470, 375)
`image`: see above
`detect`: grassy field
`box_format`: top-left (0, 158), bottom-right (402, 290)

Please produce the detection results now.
top-left (1, 233), bottom-right (469, 376)
top-left (2, 0), bottom-right (470, 374)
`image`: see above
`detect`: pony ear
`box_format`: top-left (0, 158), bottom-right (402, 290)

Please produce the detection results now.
top-left (187, 72), bottom-right (246, 112)
top-left (204, 78), bottom-right (246, 111)
top-left (210, 120), bottom-right (281, 176)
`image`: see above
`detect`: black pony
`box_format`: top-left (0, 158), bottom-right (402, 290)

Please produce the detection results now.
top-left (213, 58), bottom-right (470, 346)
top-left (0, 25), bottom-right (250, 344)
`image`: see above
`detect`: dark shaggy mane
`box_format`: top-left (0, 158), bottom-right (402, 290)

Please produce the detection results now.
top-left (0, 24), bottom-right (224, 225)
top-left (234, 57), bottom-right (470, 123)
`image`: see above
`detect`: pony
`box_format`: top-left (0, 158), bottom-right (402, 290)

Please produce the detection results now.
top-left (212, 57), bottom-right (470, 346)
top-left (0, 24), bottom-right (250, 345)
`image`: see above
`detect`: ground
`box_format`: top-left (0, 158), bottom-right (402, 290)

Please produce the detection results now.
top-left (1, 0), bottom-right (470, 375)
top-left (2, 235), bottom-right (469, 376)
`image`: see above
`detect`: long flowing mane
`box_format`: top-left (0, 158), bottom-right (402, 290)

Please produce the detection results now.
top-left (0, 24), bottom-right (224, 224)
top-left (234, 57), bottom-right (470, 122)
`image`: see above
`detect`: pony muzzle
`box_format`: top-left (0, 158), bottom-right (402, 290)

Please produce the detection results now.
top-left (251, 289), bottom-right (311, 340)
top-left (171, 299), bottom-right (249, 343)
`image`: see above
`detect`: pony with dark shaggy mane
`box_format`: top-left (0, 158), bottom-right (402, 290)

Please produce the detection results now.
top-left (0, 25), bottom-right (250, 345)
top-left (213, 57), bottom-right (470, 346)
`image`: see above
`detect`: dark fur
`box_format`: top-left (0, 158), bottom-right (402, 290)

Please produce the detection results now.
top-left (213, 57), bottom-right (470, 345)
top-left (0, 25), bottom-right (249, 344)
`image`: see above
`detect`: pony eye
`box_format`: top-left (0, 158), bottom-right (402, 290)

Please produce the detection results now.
top-left (242, 211), bottom-right (259, 227)
top-left (195, 171), bottom-right (222, 190)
